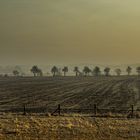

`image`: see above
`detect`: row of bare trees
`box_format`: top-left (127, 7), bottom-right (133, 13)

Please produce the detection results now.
top-left (11, 65), bottom-right (140, 77)
top-left (28, 65), bottom-right (140, 77)
top-left (13, 66), bottom-right (43, 77)
top-left (51, 66), bottom-right (69, 77)
top-left (30, 66), bottom-right (43, 76)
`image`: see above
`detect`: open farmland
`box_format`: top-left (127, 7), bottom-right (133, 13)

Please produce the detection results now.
top-left (0, 76), bottom-right (139, 111)
top-left (0, 114), bottom-right (139, 140)
top-left (0, 76), bottom-right (140, 140)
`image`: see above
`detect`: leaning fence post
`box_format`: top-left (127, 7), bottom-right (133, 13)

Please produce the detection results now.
top-left (58, 104), bottom-right (61, 116)
top-left (94, 104), bottom-right (97, 115)
top-left (23, 104), bottom-right (26, 115)
top-left (131, 105), bottom-right (134, 118)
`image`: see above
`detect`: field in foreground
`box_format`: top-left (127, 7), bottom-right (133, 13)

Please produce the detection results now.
top-left (0, 114), bottom-right (139, 140)
top-left (0, 76), bottom-right (139, 110)
top-left (0, 76), bottom-right (140, 140)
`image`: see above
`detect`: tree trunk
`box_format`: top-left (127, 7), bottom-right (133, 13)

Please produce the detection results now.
top-left (53, 72), bottom-right (55, 77)
top-left (64, 72), bottom-right (66, 76)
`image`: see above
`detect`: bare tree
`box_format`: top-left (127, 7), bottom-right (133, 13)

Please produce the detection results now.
top-left (93, 66), bottom-right (101, 76)
top-left (136, 67), bottom-right (140, 76)
top-left (104, 67), bottom-right (110, 76)
top-left (74, 66), bottom-right (79, 76)
top-left (51, 66), bottom-right (58, 77)
top-left (62, 66), bottom-right (68, 76)
top-left (115, 68), bottom-right (121, 76)
top-left (126, 66), bottom-right (132, 76)
top-left (13, 70), bottom-right (19, 76)
top-left (83, 66), bottom-right (91, 76)
top-left (30, 66), bottom-right (39, 77)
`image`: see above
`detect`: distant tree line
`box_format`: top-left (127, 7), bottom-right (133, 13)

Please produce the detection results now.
top-left (30, 66), bottom-right (43, 77)
top-left (29, 65), bottom-right (140, 77)
top-left (9, 65), bottom-right (140, 77)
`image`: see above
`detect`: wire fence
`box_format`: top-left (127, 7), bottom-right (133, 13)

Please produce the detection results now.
top-left (0, 104), bottom-right (139, 118)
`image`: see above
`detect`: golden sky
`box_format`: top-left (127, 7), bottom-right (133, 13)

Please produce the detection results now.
top-left (0, 0), bottom-right (140, 65)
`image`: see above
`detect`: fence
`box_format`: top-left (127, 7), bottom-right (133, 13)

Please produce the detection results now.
top-left (0, 104), bottom-right (139, 118)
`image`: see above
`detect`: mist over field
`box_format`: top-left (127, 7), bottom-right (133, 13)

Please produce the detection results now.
top-left (0, 64), bottom-right (139, 76)
top-left (1, 64), bottom-right (139, 75)
top-left (0, 1), bottom-right (140, 139)
top-left (0, 0), bottom-right (140, 65)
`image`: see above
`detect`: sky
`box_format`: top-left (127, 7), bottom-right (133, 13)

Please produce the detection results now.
top-left (0, 0), bottom-right (140, 65)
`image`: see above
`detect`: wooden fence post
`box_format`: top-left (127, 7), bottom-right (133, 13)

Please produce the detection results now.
top-left (94, 104), bottom-right (97, 115)
top-left (23, 104), bottom-right (26, 115)
top-left (58, 104), bottom-right (61, 116)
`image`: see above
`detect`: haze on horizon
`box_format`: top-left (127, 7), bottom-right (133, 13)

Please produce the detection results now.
top-left (0, 0), bottom-right (140, 65)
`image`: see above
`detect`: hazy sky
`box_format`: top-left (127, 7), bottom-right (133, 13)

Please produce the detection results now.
top-left (0, 0), bottom-right (140, 65)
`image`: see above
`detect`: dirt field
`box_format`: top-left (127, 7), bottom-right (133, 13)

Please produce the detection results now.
top-left (0, 76), bottom-right (140, 139)
top-left (0, 114), bottom-right (139, 140)
top-left (0, 76), bottom-right (139, 110)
